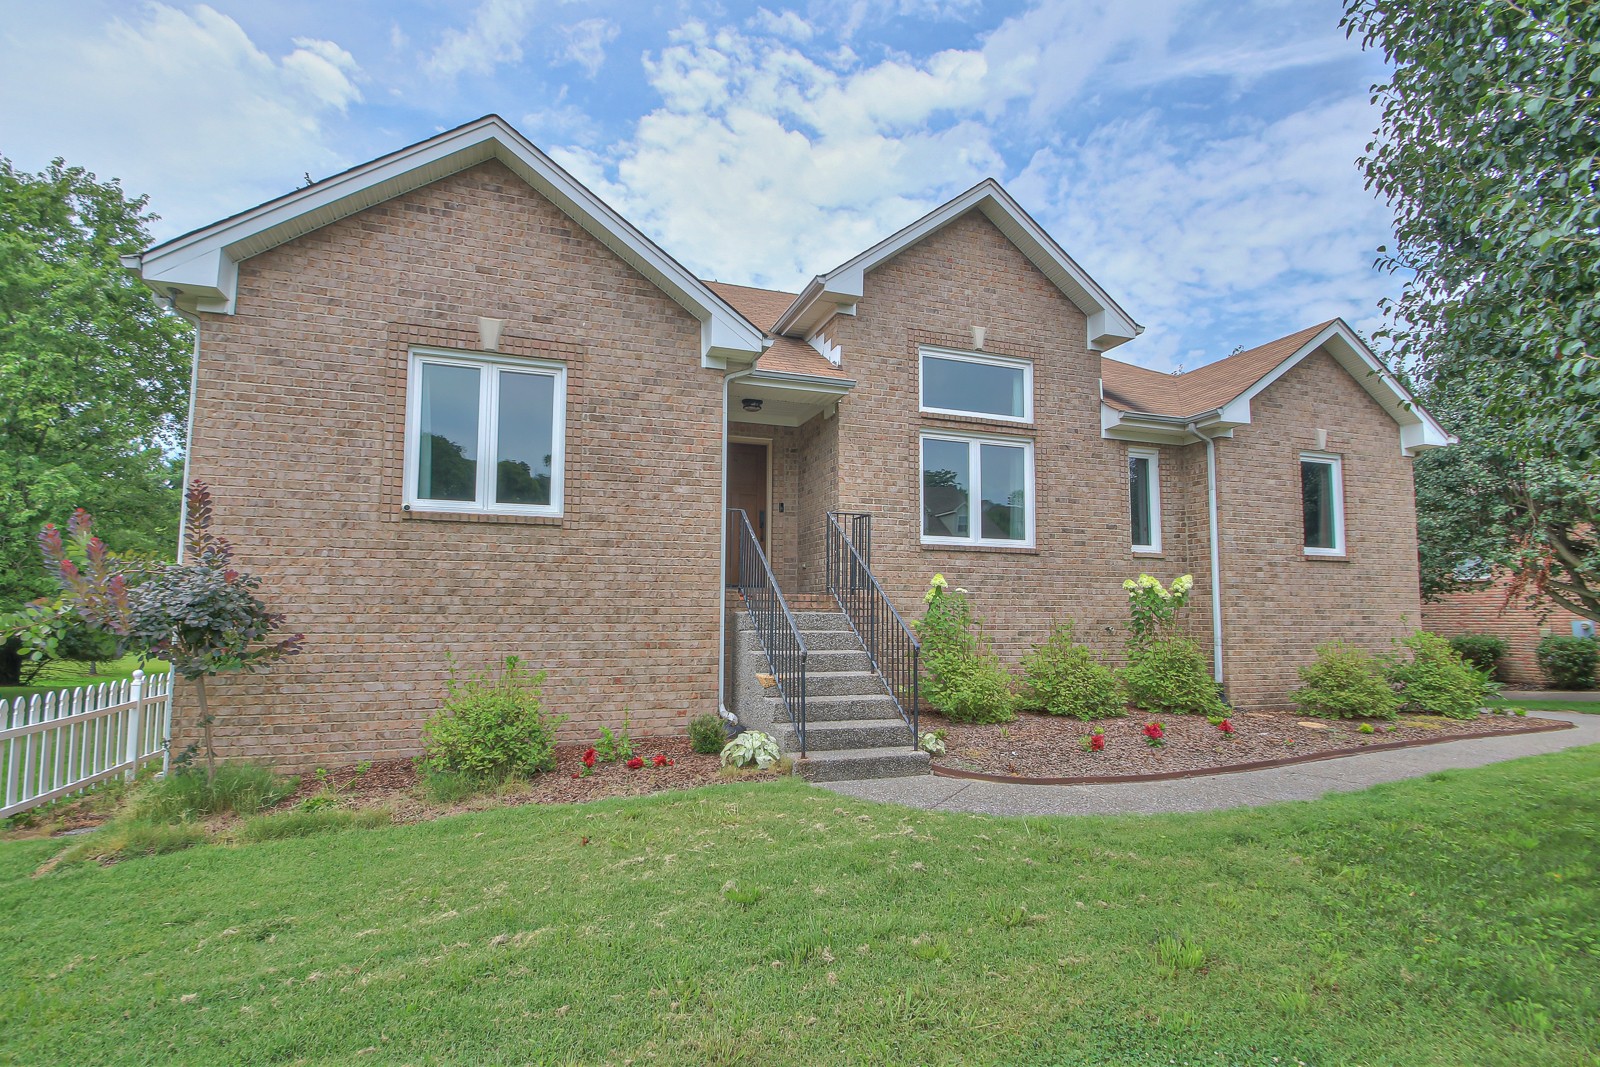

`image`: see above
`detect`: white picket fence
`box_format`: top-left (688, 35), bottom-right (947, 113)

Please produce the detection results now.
top-left (1, 669), bottom-right (174, 819)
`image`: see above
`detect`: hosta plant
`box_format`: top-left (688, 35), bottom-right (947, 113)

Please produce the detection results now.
top-left (918, 730), bottom-right (947, 757)
top-left (720, 730), bottom-right (780, 770)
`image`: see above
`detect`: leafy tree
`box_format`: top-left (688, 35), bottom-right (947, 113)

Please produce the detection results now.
top-left (0, 156), bottom-right (192, 649)
top-left (32, 483), bottom-right (303, 778)
top-left (1343, 0), bottom-right (1600, 462)
top-left (1413, 381), bottom-right (1599, 622)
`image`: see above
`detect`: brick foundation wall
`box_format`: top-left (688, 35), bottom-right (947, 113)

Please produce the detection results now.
top-left (1421, 580), bottom-right (1588, 686)
top-left (182, 161), bottom-right (725, 770)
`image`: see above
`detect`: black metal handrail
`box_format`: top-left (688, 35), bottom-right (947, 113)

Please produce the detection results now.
top-left (825, 512), bottom-right (919, 749)
top-left (730, 508), bottom-right (809, 756)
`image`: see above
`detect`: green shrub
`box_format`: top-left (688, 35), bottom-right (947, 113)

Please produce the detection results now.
top-left (1447, 633), bottom-right (1510, 678)
top-left (688, 714), bottom-right (727, 754)
top-left (1387, 631), bottom-right (1498, 719)
top-left (1020, 623), bottom-right (1124, 720)
top-left (1118, 636), bottom-right (1224, 716)
top-left (1536, 634), bottom-right (1597, 689)
top-left (136, 762), bottom-right (295, 822)
top-left (595, 715), bottom-right (635, 763)
top-left (421, 655), bottom-right (565, 779)
top-left (1291, 641), bottom-right (1402, 721)
top-left (238, 807), bottom-right (391, 843)
top-left (915, 577), bottom-right (1017, 724)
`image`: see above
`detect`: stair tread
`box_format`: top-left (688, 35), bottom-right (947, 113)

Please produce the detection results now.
top-left (799, 717), bottom-right (908, 730)
top-left (801, 746), bottom-right (927, 761)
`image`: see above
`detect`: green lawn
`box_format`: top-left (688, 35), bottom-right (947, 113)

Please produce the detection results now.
top-left (2, 751), bottom-right (1598, 1066)
top-left (1492, 697), bottom-right (1600, 715)
top-left (0, 654), bottom-right (170, 703)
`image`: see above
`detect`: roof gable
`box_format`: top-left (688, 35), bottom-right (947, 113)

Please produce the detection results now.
top-left (771, 179), bottom-right (1142, 352)
top-left (1100, 319), bottom-right (1454, 455)
top-left (124, 115), bottom-right (766, 367)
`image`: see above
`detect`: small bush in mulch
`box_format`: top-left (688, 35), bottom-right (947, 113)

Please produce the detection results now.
top-left (914, 576), bottom-right (1018, 724)
top-left (1448, 633), bottom-right (1509, 679)
top-left (420, 655), bottom-right (565, 780)
top-left (1293, 640), bottom-right (1401, 721)
top-left (1537, 634), bottom-right (1597, 689)
top-left (688, 714), bottom-right (728, 754)
top-left (1388, 631), bottom-right (1498, 719)
top-left (1119, 636), bottom-right (1225, 717)
top-left (1020, 622), bottom-right (1123, 720)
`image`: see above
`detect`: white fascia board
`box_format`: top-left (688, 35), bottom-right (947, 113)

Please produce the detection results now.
top-left (775, 178), bottom-right (1142, 351)
top-left (1225, 319), bottom-right (1456, 456)
top-left (745, 368), bottom-right (857, 395)
top-left (127, 116), bottom-right (765, 362)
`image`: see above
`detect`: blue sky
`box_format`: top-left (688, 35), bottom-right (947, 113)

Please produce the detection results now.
top-left (0, 1), bottom-right (1398, 373)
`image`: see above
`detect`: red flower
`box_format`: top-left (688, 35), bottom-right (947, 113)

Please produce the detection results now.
top-left (651, 754), bottom-right (668, 767)
top-left (626, 756), bottom-right (644, 770)
top-left (1090, 733), bottom-right (1105, 752)
top-left (1217, 719), bottom-right (1234, 734)
top-left (582, 747), bottom-right (597, 768)
top-left (1143, 722), bottom-right (1164, 740)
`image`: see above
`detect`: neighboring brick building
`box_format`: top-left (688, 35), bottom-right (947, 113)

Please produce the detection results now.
top-left (1422, 579), bottom-right (1591, 686)
top-left (126, 116), bottom-right (1453, 768)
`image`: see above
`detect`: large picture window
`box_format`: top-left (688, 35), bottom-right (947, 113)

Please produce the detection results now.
top-left (921, 432), bottom-right (1034, 546)
top-left (1129, 447), bottom-right (1161, 552)
top-left (1300, 452), bottom-right (1344, 555)
top-left (405, 350), bottom-right (566, 516)
top-left (919, 347), bottom-right (1032, 422)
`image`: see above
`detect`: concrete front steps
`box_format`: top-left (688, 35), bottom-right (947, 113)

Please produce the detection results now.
top-left (730, 609), bottom-right (929, 783)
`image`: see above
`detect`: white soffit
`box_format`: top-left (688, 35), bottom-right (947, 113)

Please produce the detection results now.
top-left (773, 178), bottom-right (1142, 352)
top-left (121, 115), bottom-right (765, 366)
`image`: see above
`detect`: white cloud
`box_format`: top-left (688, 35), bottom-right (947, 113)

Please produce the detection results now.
top-left (0, 3), bottom-right (362, 239)
top-left (559, 18), bottom-right (620, 78)
top-left (749, 8), bottom-right (815, 41)
top-left (424, 0), bottom-right (538, 81)
top-left (1013, 95), bottom-right (1396, 372)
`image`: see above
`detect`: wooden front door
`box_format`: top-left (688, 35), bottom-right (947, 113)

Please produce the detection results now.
top-left (727, 441), bottom-right (769, 586)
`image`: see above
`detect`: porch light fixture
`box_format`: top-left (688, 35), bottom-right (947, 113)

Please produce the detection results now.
top-left (741, 398), bottom-right (763, 412)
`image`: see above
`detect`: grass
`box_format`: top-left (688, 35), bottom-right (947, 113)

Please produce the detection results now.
top-left (0, 653), bottom-right (171, 702)
top-left (1491, 697), bottom-right (1600, 715)
top-left (1, 750), bottom-right (1598, 1065)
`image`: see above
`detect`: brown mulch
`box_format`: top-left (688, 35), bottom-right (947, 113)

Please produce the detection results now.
top-left (9, 738), bottom-right (781, 839)
top-left (275, 737), bottom-right (779, 824)
top-left (926, 708), bottom-right (1569, 780)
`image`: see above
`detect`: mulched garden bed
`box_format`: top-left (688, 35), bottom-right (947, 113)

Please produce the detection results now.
top-left (926, 708), bottom-right (1573, 783)
top-left (274, 737), bottom-right (780, 823)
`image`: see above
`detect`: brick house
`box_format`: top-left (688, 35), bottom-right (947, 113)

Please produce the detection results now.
top-left (1422, 577), bottom-right (1593, 686)
top-left (125, 116), bottom-right (1452, 772)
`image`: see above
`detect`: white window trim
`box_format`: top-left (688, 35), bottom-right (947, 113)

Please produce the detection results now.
top-left (919, 430), bottom-right (1036, 548)
top-left (404, 347), bottom-right (567, 517)
top-left (1129, 447), bottom-right (1162, 553)
top-left (1300, 451), bottom-right (1345, 556)
top-left (918, 346), bottom-right (1034, 424)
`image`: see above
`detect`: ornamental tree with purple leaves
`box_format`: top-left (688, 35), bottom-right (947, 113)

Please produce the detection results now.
top-left (36, 481), bottom-right (302, 777)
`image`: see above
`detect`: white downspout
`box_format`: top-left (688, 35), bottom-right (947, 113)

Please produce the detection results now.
top-left (717, 365), bottom-right (758, 721)
top-left (165, 293), bottom-right (202, 564)
top-left (1186, 422), bottom-right (1225, 689)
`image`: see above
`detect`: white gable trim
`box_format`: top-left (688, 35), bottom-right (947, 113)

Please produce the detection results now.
top-left (772, 179), bottom-right (1142, 352)
top-left (121, 115), bottom-right (766, 367)
top-left (1099, 319), bottom-right (1455, 455)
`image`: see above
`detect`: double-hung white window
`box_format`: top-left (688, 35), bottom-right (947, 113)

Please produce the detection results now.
top-left (921, 432), bottom-right (1035, 547)
top-left (919, 347), bottom-right (1032, 422)
top-left (404, 349), bottom-right (566, 517)
top-left (1128, 447), bottom-right (1161, 552)
top-left (1300, 452), bottom-right (1344, 555)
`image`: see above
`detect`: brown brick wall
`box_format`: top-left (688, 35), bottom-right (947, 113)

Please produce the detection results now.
top-left (818, 212), bottom-right (1421, 709)
top-left (1422, 580), bottom-right (1587, 686)
top-left (183, 161), bottom-right (725, 770)
top-left (1212, 348), bottom-right (1421, 707)
top-left (821, 211), bottom-right (1178, 670)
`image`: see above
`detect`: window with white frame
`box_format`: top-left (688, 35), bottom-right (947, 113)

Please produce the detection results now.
top-left (919, 347), bottom-right (1032, 422)
top-left (1300, 452), bottom-right (1344, 554)
top-left (921, 432), bottom-right (1034, 546)
top-left (1129, 447), bottom-right (1161, 552)
top-left (405, 349), bottom-right (566, 516)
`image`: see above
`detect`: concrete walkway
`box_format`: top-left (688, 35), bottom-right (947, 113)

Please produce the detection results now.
top-left (819, 711), bottom-right (1600, 816)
